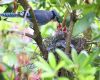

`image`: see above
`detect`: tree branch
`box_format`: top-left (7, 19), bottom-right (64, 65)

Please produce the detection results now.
top-left (65, 10), bottom-right (76, 54)
top-left (17, 0), bottom-right (48, 60)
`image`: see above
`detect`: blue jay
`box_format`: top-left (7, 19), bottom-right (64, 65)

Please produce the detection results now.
top-left (0, 10), bottom-right (60, 25)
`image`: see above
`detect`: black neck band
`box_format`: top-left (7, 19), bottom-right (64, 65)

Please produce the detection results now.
top-left (51, 10), bottom-right (56, 19)
top-left (51, 10), bottom-right (60, 23)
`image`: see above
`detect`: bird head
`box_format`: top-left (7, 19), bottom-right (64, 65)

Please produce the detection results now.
top-left (51, 10), bottom-right (61, 23)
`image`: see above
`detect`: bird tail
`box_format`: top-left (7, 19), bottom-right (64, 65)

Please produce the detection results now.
top-left (0, 13), bottom-right (19, 17)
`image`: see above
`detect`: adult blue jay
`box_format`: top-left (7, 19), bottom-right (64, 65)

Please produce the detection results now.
top-left (0, 10), bottom-right (60, 25)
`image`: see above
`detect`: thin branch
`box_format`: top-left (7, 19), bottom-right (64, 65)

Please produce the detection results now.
top-left (86, 41), bottom-right (98, 45)
top-left (17, 0), bottom-right (48, 60)
top-left (3, 30), bottom-right (34, 39)
top-left (65, 10), bottom-right (76, 54)
top-left (62, 10), bottom-right (67, 27)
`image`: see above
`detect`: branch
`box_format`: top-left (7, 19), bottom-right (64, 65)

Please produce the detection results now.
top-left (65, 10), bottom-right (76, 54)
top-left (62, 10), bottom-right (67, 27)
top-left (4, 30), bottom-right (36, 39)
top-left (17, 0), bottom-right (48, 60)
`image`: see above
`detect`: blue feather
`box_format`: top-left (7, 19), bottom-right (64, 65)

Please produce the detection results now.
top-left (0, 10), bottom-right (60, 25)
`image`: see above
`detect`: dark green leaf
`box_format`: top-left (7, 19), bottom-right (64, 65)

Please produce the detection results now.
top-left (73, 12), bottom-right (95, 36)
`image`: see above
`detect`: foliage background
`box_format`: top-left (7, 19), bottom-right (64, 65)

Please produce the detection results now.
top-left (0, 0), bottom-right (100, 80)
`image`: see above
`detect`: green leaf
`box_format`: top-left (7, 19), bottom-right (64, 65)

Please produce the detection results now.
top-left (55, 61), bottom-right (65, 71)
top-left (78, 51), bottom-right (89, 67)
top-left (48, 52), bottom-right (56, 69)
top-left (71, 48), bottom-right (78, 64)
top-left (1, 62), bottom-right (12, 71)
top-left (34, 62), bottom-right (52, 72)
top-left (35, 56), bottom-right (52, 71)
top-left (0, 6), bottom-right (7, 13)
top-left (58, 77), bottom-right (69, 80)
top-left (73, 12), bottom-right (95, 36)
top-left (79, 65), bottom-right (96, 75)
top-left (81, 50), bottom-right (99, 68)
top-left (77, 0), bottom-right (81, 4)
top-left (50, 0), bottom-right (57, 4)
top-left (56, 49), bottom-right (73, 65)
top-left (97, 0), bottom-right (100, 3)
top-left (2, 72), bottom-right (10, 80)
top-left (0, 21), bottom-right (10, 30)
top-left (78, 74), bottom-right (95, 80)
top-left (41, 72), bottom-right (55, 78)
top-left (3, 53), bottom-right (18, 66)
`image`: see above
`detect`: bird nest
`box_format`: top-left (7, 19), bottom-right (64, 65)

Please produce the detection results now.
top-left (44, 31), bottom-right (87, 54)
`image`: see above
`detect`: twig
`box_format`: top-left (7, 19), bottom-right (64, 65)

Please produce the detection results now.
top-left (86, 41), bottom-right (98, 45)
top-left (62, 10), bottom-right (67, 27)
top-left (24, 8), bottom-right (30, 20)
top-left (17, 0), bottom-right (48, 60)
top-left (3, 30), bottom-right (34, 39)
